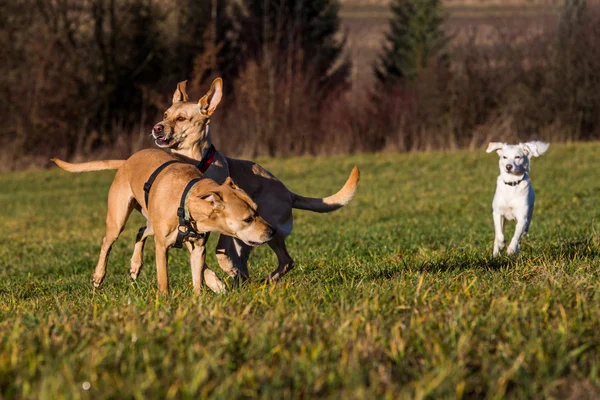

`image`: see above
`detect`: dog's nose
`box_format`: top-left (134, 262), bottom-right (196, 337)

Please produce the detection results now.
top-left (506, 164), bottom-right (513, 171)
top-left (266, 226), bottom-right (276, 238)
top-left (153, 124), bottom-right (164, 134)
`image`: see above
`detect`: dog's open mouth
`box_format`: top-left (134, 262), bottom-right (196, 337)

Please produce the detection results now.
top-left (153, 135), bottom-right (172, 148)
top-left (246, 240), bottom-right (263, 247)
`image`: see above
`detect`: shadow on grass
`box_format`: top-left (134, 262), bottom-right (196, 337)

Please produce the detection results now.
top-left (363, 236), bottom-right (599, 282)
top-left (417, 254), bottom-right (515, 273)
top-left (542, 237), bottom-right (600, 260)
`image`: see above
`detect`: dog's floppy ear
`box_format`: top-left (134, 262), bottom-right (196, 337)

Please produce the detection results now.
top-left (199, 191), bottom-right (225, 211)
top-left (521, 141), bottom-right (549, 157)
top-left (189, 191), bottom-right (225, 219)
top-left (198, 78), bottom-right (223, 116)
top-left (172, 80), bottom-right (189, 104)
top-left (486, 142), bottom-right (505, 155)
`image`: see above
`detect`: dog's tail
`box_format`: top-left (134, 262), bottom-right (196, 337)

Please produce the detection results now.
top-left (291, 166), bottom-right (360, 213)
top-left (51, 158), bottom-right (125, 172)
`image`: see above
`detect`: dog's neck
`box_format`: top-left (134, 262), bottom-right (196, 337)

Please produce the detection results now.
top-left (500, 171), bottom-right (528, 185)
top-left (187, 124), bottom-right (214, 161)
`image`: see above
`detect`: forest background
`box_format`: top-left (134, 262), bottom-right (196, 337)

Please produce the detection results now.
top-left (1, 0), bottom-right (599, 171)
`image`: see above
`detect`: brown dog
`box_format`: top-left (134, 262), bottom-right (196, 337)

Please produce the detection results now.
top-left (149, 78), bottom-right (360, 282)
top-left (52, 149), bottom-right (274, 294)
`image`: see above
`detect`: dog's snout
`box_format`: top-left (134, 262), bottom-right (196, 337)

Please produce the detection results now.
top-left (262, 225), bottom-right (276, 240)
top-left (506, 164), bottom-right (513, 171)
top-left (153, 124), bottom-right (164, 134)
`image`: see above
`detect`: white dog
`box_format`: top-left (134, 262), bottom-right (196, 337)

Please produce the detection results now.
top-left (486, 141), bottom-right (550, 257)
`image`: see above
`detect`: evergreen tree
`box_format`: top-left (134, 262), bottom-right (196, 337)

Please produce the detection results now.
top-left (375, 0), bottom-right (447, 87)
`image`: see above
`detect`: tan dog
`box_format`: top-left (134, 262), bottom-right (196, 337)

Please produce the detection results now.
top-left (149, 78), bottom-right (360, 282)
top-left (52, 149), bottom-right (274, 294)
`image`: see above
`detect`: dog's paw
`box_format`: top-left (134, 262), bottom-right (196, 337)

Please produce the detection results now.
top-left (203, 269), bottom-right (227, 294)
top-left (92, 271), bottom-right (105, 287)
top-left (129, 268), bottom-right (140, 281)
top-left (506, 246), bottom-right (519, 256)
top-left (493, 241), bottom-right (504, 257)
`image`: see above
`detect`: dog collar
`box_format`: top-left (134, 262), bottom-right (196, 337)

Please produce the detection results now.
top-left (503, 174), bottom-right (527, 186)
top-left (196, 144), bottom-right (216, 173)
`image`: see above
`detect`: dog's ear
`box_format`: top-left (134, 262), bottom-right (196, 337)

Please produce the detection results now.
top-left (198, 78), bottom-right (223, 116)
top-left (522, 141), bottom-right (549, 157)
top-left (486, 142), bottom-right (505, 155)
top-left (199, 191), bottom-right (225, 211)
top-left (189, 192), bottom-right (225, 219)
top-left (223, 176), bottom-right (239, 189)
top-left (172, 80), bottom-right (189, 104)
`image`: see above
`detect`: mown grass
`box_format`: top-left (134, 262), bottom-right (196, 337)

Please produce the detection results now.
top-left (1, 142), bottom-right (600, 399)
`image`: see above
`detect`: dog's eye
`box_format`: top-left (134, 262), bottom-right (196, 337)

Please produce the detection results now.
top-left (503, 156), bottom-right (507, 159)
top-left (243, 216), bottom-right (253, 223)
top-left (164, 113), bottom-right (167, 119)
top-left (515, 156), bottom-right (521, 159)
top-left (176, 116), bottom-right (186, 122)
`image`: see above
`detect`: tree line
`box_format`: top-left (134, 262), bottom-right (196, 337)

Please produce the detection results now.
top-left (1, 0), bottom-right (599, 170)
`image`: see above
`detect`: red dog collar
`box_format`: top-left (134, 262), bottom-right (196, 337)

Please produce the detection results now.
top-left (197, 144), bottom-right (216, 173)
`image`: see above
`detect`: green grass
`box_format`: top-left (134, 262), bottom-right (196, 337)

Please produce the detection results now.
top-left (1, 142), bottom-right (600, 399)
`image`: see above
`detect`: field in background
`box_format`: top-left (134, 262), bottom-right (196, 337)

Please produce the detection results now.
top-left (341, 1), bottom-right (557, 90)
top-left (1, 142), bottom-right (599, 398)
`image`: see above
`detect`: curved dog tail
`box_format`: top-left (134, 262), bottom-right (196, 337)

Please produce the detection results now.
top-left (51, 158), bottom-right (125, 172)
top-left (291, 166), bottom-right (360, 213)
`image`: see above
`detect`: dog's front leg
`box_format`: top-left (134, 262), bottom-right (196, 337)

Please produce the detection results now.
top-left (507, 217), bottom-right (528, 256)
top-left (492, 211), bottom-right (505, 257)
top-left (186, 241), bottom-right (204, 293)
top-left (154, 240), bottom-right (170, 294)
top-left (187, 238), bottom-right (227, 294)
top-left (186, 237), bottom-right (207, 294)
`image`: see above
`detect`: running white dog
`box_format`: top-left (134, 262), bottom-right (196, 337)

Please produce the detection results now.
top-left (486, 141), bottom-right (550, 257)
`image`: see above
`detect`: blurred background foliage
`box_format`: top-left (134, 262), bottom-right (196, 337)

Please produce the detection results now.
top-left (1, 0), bottom-right (599, 170)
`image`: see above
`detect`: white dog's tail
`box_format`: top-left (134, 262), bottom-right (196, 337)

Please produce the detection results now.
top-left (52, 158), bottom-right (125, 172)
top-left (291, 166), bottom-right (360, 213)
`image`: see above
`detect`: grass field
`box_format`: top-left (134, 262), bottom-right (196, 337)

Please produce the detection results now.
top-left (1, 142), bottom-right (600, 398)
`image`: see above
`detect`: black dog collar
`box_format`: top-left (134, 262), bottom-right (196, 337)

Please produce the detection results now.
top-left (503, 174), bottom-right (527, 186)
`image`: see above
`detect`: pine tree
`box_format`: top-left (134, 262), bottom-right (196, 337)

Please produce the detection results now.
top-left (374, 0), bottom-right (447, 87)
